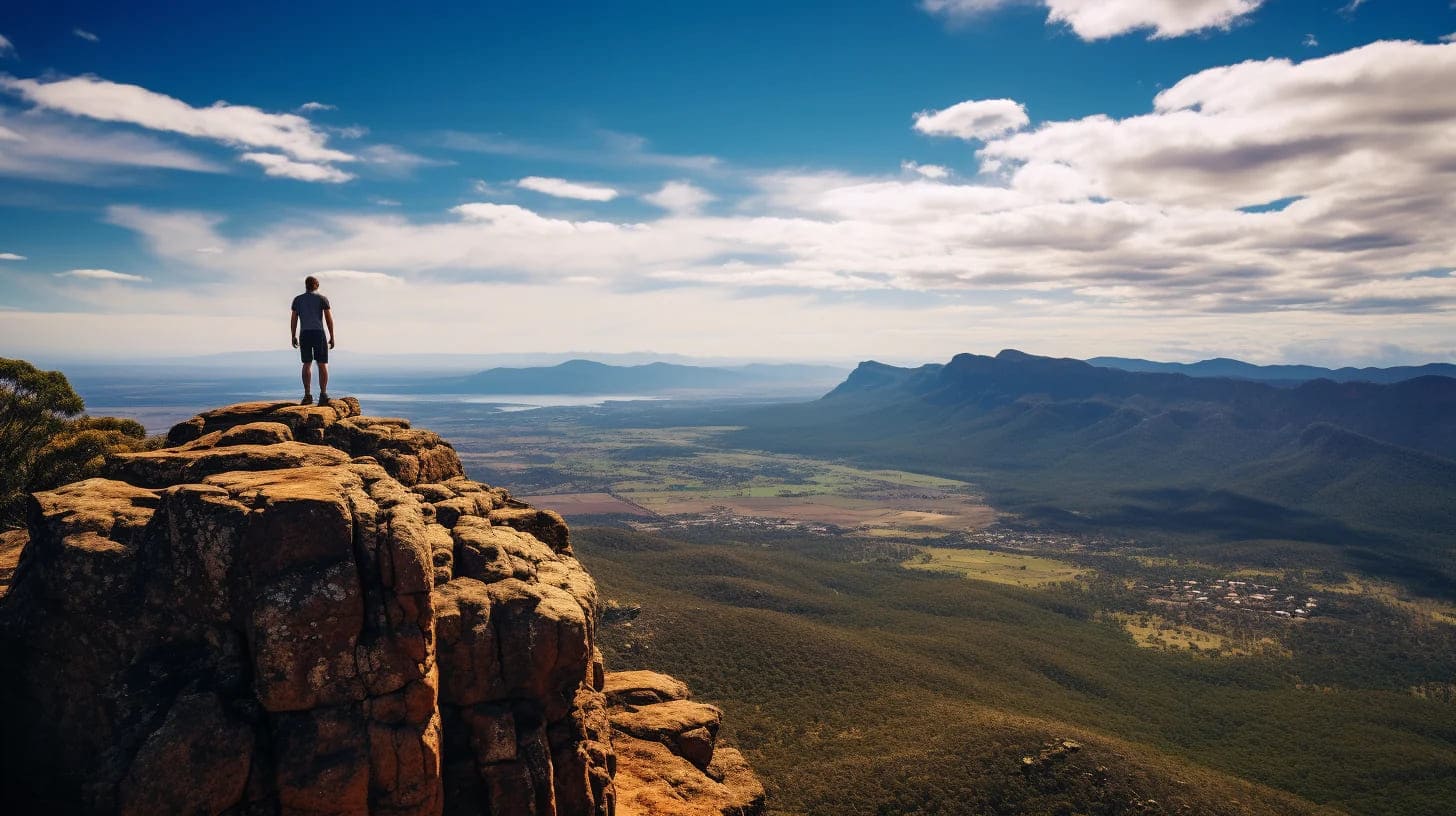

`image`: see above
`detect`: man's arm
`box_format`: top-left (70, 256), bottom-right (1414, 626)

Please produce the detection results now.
top-left (324, 309), bottom-right (335, 349)
top-left (290, 311), bottom-right (299, 348)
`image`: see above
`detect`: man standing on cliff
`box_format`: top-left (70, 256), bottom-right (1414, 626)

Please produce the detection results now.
top-left (290, 275), bottom-right (335, 406)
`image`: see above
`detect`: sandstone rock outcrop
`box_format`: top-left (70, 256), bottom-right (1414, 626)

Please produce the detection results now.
top-left (0, 400), bottom-right (760, 816)
top-left (604, 673), bottom-right (765, 816)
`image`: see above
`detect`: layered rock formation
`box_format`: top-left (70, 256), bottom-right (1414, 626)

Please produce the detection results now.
top-left (0, 400), bottom-right (760, 816)
top-left (604, 672), bottom-right (763, 816)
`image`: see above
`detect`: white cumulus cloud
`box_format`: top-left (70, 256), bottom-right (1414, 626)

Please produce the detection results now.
top-left (922, 0), bottom-right (1265, 40)
top-left (644, 181), bottom-right (714, 214)
top-left (0, 252), bottom-right (25, 260)
top-left (56, 268), bottom-right (148, 282)
top-left (979, 40), bottom-right (1456, 209)
top-left (240, 152), bottom-right (354, 183)
top-left (914, 99), bottom-right (1028, 141)
top-left (516, 176), bottom-right (619, 201)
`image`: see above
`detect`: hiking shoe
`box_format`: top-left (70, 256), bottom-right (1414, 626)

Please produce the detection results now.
top-left (318, 393), bottom-right (331, 406)
top-left (300, 394), bottom-right (314, 405)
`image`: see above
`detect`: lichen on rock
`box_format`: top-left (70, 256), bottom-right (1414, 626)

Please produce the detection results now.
top-left (0, 400), bottom-right (760, 816)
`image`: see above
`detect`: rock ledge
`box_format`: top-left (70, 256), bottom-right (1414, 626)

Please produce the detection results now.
top-left (0, 400), bottom-right (761, 816)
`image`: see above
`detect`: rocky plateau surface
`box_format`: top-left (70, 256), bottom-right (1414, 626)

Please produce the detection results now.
top-left (0, 400), bottom-right (763, 816)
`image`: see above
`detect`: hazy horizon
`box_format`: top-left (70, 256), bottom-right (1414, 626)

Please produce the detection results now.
top-left (20, 346), bottom-right (1456, 374)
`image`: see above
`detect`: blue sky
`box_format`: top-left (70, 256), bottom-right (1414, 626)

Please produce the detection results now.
top-left (1, 0), bottom-right (1454, 365)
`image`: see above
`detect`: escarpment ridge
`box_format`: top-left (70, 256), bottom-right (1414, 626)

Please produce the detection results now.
top-left (0, 399), bottom-right (763, 816)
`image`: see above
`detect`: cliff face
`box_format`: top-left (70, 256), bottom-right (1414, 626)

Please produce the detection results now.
top-left (0, 400), bottom-right (762, 816)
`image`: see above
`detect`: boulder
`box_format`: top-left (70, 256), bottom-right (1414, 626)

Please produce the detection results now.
top-left (613, 738), bottom-right (765, 816)
top-left (325, 416), bottom-right (464, 486)
top-left (606, 674), bottom-right (763, 815)
top-left (611, 700), bottom-right (723, 771)
top-left (489, 506), bottom-right (572, 554)
top-left (604, 670), bottom-right (692, 706)
top-left (217, 421), bottom-right (294, 446)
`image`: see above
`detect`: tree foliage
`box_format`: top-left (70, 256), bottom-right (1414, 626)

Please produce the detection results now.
top-left (0, 358), bottom-right (155, 527)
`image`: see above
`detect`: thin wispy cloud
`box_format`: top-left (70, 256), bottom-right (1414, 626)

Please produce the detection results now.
top-left (359, 144), bottom-right (447, 175)
top-left (922, 0), bottom-right (1266, 40)
top-left (447, 202), bottom-right (621, 233)
top-left (0, 110), bottom-right (225, 181)
top-left (73, 29), bottom-right (100, 43)
top-left (56, 268), bottom-right (148, 282)
top-left (901, 161), bottom-right (951, 179)
top-left (314, 269), bottom-right (402, 284)
top-left (0, 33), bottom-right (15, 58)
top-left (240, 152), bottom-right (354, 183)
top-left (0, 75), bottom-right (352, 163)
top-left (297, 101), bottom-right (336, 113)
top-left (0, 74), bottom-right (359, 182)
top-left (441, 130), bottom-right (721, 173)
top-left (516, 176), bottom-right (619, 201)
top-left (597, 129), bottom-right (722, 172)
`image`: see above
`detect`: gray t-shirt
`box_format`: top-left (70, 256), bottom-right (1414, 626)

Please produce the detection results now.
top-left (291, 291), bottom-right (331, 332)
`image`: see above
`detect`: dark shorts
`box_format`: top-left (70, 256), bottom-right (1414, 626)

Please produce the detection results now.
top-left (299, 329), bottom-right (329, 364)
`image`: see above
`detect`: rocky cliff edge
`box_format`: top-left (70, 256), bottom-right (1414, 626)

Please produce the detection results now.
top-left (0, 399), bottom-right (763, 816)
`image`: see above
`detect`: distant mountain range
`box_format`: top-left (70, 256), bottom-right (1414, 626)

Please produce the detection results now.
top-left (1088, 356), bottom-right (1456, 385)
top-left (419, 359), bottom-right (850, 395)
top-left (731, 349), bottom-right (1456, 592)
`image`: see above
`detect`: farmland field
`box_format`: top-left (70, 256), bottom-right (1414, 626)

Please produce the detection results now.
top-left (905, 547), bottom-right (1088, 587)
top-left (514, 492), bottom-right (656, 517)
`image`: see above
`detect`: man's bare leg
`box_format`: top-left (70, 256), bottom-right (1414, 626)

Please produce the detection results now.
top-left (301, 362), bottom-right (313, 394)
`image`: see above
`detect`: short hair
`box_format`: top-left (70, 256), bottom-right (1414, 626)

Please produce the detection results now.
top-left (305, 275), bottom-right (320, 291)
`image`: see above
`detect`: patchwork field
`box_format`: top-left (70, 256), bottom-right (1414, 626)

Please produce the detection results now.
top-left (905, 547), bottom-right (1088, 588)
top-left (517, 492), bottom-right (656, 517)
top-left (1105, 612), bottom-right (1284, 657)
